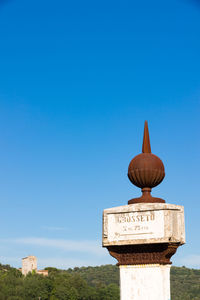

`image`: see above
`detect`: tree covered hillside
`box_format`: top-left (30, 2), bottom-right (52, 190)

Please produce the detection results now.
top-left (0, 263), bottom-right (199, 299)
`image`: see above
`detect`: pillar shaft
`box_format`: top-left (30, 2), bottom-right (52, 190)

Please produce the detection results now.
top-left (120, 264), bottom-right (171, 300)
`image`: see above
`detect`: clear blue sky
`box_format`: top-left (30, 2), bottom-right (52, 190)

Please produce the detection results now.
top-left (0, 0), bottom-right (200, 269)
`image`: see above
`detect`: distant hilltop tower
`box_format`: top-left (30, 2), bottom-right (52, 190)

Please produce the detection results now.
top-left (22, 255), bottom-right (37, 276)
top-left (21, 255), bottom-right (48, 276)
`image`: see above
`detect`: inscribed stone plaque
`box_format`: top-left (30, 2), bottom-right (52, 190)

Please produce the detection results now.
top-left (103, 203), bottom-right (185, 246)
top-left (107, 210), bottom-right (164, 242)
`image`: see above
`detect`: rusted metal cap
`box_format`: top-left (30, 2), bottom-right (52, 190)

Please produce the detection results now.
top-left (128, 121), bottom-right (165, 204)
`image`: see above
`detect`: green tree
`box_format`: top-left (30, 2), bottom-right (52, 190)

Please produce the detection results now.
top-left (23, 273), bottom-right (53, 300)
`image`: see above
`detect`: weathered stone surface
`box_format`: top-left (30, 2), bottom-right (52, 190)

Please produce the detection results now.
top-left (120, 264), bottom-right (171, 300)
top-left (103, 203), bottom-right (185, 246)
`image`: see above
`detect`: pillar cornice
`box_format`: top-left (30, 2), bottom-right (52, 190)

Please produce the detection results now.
top-left (107, 243), bottom-right (180, 266)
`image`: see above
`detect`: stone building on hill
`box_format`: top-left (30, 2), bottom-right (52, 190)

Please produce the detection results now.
top-left (21, 255), bottom-right (48, 276)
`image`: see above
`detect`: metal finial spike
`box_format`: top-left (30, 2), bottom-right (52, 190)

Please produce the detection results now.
top-left (142, 121), bottom-right (151, 153)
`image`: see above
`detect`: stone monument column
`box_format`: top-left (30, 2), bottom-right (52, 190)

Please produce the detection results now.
top-left (102, 121), bottom-right (185, 300)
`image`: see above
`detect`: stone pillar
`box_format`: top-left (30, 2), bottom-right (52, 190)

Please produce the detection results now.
top-left (103, 203), bottom-right (185, 300)
top-left (102, 122), bottom-right (185, 299)
top-left (120, 264), bottom-right (171, 300)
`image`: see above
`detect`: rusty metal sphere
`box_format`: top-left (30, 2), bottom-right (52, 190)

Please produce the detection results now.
top-left (128, 153), bottom-right (165, 189)
top-left (127, 121), bottom-right (165, 204)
